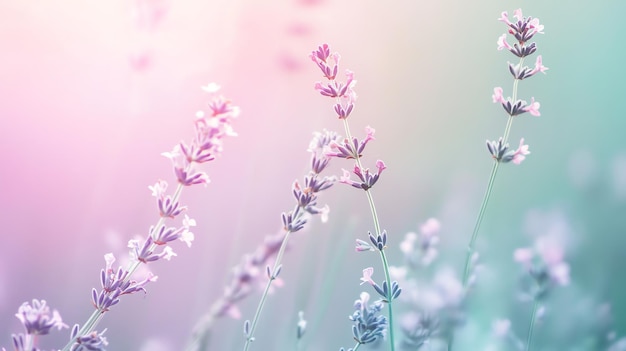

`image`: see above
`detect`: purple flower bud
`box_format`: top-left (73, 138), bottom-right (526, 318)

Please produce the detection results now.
top-left (14, 299), bottom-right (67, 335)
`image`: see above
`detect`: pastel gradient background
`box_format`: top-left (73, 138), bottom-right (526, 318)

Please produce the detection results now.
top-left (1, 0), bottom-right (626, 350)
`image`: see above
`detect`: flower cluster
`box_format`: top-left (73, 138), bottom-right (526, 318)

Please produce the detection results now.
top-left (91, 254), bottom-right (157, 313)
top-left (69, 327), bottom-right (109, 351)
top-left (514, 236), bottom-right (570, 300)
top-left (338, 292), bottom-right (388, 350)
top-left (387, 219), bottom-right (469, 348)
top-left (488, 236), bottom-right (570, 351)
top-left (487, 8), bottom-right (548, 165)
top-left (187, 131), bottom-right (336, 351)
top-left (311, 43), bottom-right (400, 350)
top-left (3, 84), bottom-right (241, 351)
top-left (240, 130), bottom-right (337, 347)
top-left (310, 44), bottom-right (357, 119)
top-left (163, 83), bottom-right (239, 186)
top-left (311, 45), bottom-right (386, 195)
top-left (360, 267), bottom-right (402, 303)
top-left (486, 137), bottom-right (530, 164)
top-left (7, 302), bottom-right (66, 351)
top-left (15, 299), bottom-right (67, 336)
top-left (281, 130), bottom-right (337, 232)
top-left (399, 218), bottom-right (441, 267)
top-left (6, 300), bottom-right (68, 351)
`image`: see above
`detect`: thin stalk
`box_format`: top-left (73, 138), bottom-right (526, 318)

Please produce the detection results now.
top-left (243, 230), bottom-right (293, 351)
top-left (60, 179), bottom-right (186, 351)
top-left (452, 57), bottom-right (525, 351)
top-left (25, 335), bottom-right (34, 351)
top-left (525, 300), bottom-right (539, 351)
top-left (341, 119), bottom-right (396, 351)
top-left (353, 342), bottom-right (362, 351)
top-left (460, 55), bottom-right (523, 288)
top-left (461, 161), bottom-right (499, 285)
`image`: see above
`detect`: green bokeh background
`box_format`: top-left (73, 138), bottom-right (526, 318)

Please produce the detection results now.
top-left (2, 0), bottom-right (626, 350)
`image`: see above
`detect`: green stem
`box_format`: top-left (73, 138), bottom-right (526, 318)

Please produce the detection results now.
top-left (341, 119), bottom-right (396, 351)
top-left (243, 230), bottom-right (293, 351)
top-left (525, 300), bottom-right (539, 351)
top-left (353, 342), bottom-right (362, 351)
top-left (461, 56), bottom-right (523, 287)
top-left (451, 57), bottom-right (525, 351)
top-left (461, 161), bottom-right (499, 286)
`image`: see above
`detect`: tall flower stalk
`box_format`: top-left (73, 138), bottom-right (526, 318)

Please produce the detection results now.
top-left (310, 43), bottom-right (400, 351)
top-left (461, 8), bottom-right (547, 288)
top-left (241, 132), bottom-right (336, 351)
top-left (54, 83), bottom-right (240, 351)
top-left (452, 8), bottom-right (547, 350)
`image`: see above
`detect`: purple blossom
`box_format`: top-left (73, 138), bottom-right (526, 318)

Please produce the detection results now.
top-left (400, 218), bottom-right (441, 266)
top-left (349, 292), bottom-right (388, 345)
top-left (507, 56), bottom-right (548, 80)
top-left (179, 141), bottom-right (216, 164)
top-left (175, 167), bottom-right (210, 186)
top-left (340, 160), bottom-right (386, 191)
top-left (497, 8), bottom-right (544, 58)
top-left (491, 88), bottom-right (541, 117)
top-left (161, 83), bottom-right (238, 190)
top-left (513, 236), bottom-right (570, 299)
top-left (310, 44), bottom-right (339, 80)
top-left (92, 254), bottom-right (157, 312)
top-left (368, 230), bottom-right (388, 251)
top-left (194, 131), bottom-right (335, 337)
top-left (311, 44), bottom-right (357, 119)
top-left (149, 224), bottom-right (187, 245)
top-left (487, 137), bottom-right (530, 164)
top-left (130, 237), bottom-right (178, 262)
top-left (157, 193), bottom-right (187, 218)
top-left (70, 326), bottom-right (108, 351)
top-left (308, 129), bottom-right (340, 174)
top-left (14, 299), bottom-right (67, 335)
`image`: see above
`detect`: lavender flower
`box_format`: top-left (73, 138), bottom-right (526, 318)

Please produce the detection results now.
top-left (497, 9), bottom-right (544, 57)
top-left (400, 313), bottom-right (438, 350)
top-left (69, 326), bottom-right (108, 351)
top-left (311, 43), bottom-right (398, 350)
top-left (91, 253), bottom-right (157, 313)
top-left (461, 9), bottom-right (549, 311)
top-left (325, 126), bottom-right (375, 159)
top-left (487, 137), bottom-right (530, 164)
top-left (187, 131), bottom-right (336, 351)
top-left (57, 84), bottom-right (239, 351)
top-left (514, 237), bottom-right (570, 300)
top-left (240, 130), bottom-right (337, 350)
top-left (491, 8), bottom-right (546, 122)
top-left (7, 300), bottom-right (68, 351)
top-left (399, 218), bottom-right (441, 267)
top-left (360, 267), bottom-right (401, 303)
top-left (349, 292), bottom-right (388, 345)
top-left (15, 299), bottom-right (67, 336)
top-left (492, 87), bottom-right (541, 118)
